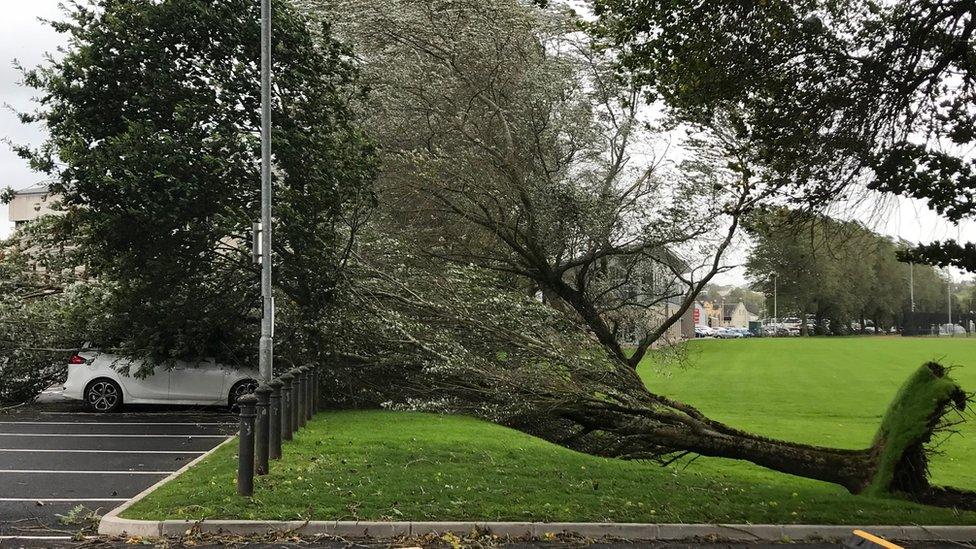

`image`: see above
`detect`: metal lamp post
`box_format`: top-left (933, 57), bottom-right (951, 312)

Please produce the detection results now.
top-left (947, 274), bottom-right (953, 336)
top-left (258, 0), bottom-right (274, 383)
top-left (909, 262), bottom-right (916, 313)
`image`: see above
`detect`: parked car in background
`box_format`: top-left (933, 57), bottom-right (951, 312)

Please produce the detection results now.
top-left (695, 326), bottom-right (716, 338)
top-left (62, 351), bottom-right (258, 412)
top-left (714, 327), bottom-right (744, 339)
top-left (765, 324), bottom-right (797, 337)
top-left (938, 323), bottom-right (968, 336)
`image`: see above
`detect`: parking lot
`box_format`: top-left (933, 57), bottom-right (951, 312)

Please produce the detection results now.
top-left (0, 395), bottom-right (236, 541)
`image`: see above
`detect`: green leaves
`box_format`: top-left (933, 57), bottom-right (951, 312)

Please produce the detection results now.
top-left (591, 0), bottom-right (976, 272)
top-left (15, 0), bottom-right (377, 366)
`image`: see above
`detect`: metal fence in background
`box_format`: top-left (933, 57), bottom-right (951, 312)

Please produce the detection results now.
top-left (901, 312), bottom-right (976, 337)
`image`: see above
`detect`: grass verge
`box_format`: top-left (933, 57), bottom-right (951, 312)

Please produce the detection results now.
top-left (122, 410), bottom-right (976, 524)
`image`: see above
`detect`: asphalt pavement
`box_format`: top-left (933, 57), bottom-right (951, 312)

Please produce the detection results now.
top-left (0, 391), bottom-right (236, 543)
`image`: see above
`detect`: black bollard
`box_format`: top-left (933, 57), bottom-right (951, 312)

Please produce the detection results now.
top-left (312, 365), bottom-right (320, 414)
top-left (303, 366), bottom-right (312, 421)
top-left (237, 393), bottom-right (258, 496)
top-left (290, 368), bottom-right (302, 433)
top-left (304, 365), bottom-right (313, 421)
top-left (298, 366), bottom-right (307, 422)
top-left (317, 366), bottom-right (323, 413)
top-left (296, 367), bottom-right (307, 429)
top-left (309, 366), bottom-right (317, 417)
top-left (304, 366), bottom-right (312, 421)
top-left (280, 372), bottom-right (294, 441)
top-left (254, 383), bottom-right (271, 475)
top-left (268, 378), bottom-right (283, 459)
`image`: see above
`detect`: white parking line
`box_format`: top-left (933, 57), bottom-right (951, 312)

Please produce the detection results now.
top-left (0, 421), bottom-right (235, 426)
top-left (40, 411), bottom-right (227, 417)
top-left (0, 470), bottom-right (171, 475)
top-left (0, 448), bottom-right (205, 454)
top-left (0, 498), bottom-right (129, 502)
top-left (0, 536), bottom-right (74, 541)
top-left (0, 433), bottom-right (226, 438)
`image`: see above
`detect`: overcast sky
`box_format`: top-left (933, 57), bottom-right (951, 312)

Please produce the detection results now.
top-left (1, 0), bottom-right (66, 237)
top-left (1, 2), bottom-right (974, 284)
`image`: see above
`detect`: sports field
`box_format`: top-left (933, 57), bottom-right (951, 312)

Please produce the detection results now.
top-left (640, 336), bottom-right (976, 490)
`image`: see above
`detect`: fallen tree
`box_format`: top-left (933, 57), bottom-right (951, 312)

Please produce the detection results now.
top-left (303, 0), bottom-right (975, 507)
top-left (8, 0), bottom-right (971, 509)
top-left (0, 219), bottom-right (101, 404)
top-left (326, 248), bottom-right (974, 508)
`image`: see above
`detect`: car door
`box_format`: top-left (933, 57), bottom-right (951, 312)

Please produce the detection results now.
top-left (168, 358), bottom-right (228, 403)
top-left (115, 357), bottom-right (170, 401)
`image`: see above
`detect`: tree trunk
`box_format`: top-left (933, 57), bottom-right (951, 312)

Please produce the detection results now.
top-left (537, 363), bottom-right (970, 503)
top-left (555, 401), bottom-right (874, 493)
top-left (653, 426), bottom-right (874, 493)
top-left (815, 310), bottom-right (826, 335)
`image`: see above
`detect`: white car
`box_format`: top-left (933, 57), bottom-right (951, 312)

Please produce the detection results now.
top-left (715, 328), bottom-right (744, 339)
top-left (63, 351), bottom-right (258, 412)
top-left (694, 326), bottom-right (715, 338)
top-left (938, 323), bottom-right (968, 336)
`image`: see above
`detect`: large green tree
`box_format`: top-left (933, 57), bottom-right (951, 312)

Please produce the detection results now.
top-left (9, 0), bottom-right (376, 368)
top-left (589, 0), bottom-right (976, 272)
top-left (314, 0), bottom-right (748, 368)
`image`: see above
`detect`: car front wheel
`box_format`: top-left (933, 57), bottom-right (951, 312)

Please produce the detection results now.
top-left (85, 379), bottom-right (123, 413)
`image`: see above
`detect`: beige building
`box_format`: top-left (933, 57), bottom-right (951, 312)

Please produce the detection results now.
top-left (8, 185), bottom-right (61, 228)
top-left (702, 300), bottom-right (758, 328)
top-left (4, 184), bottom-right (72, 274)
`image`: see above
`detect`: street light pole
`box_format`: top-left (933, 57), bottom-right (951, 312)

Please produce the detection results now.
top-left (947, 274), bottom-right (953, 335)
top-left (773, 273), bottom-right (778, 326)
top-left (259, 0), bottom-right (274, 383)
top-left (909, 262), bottom-right (915, 313)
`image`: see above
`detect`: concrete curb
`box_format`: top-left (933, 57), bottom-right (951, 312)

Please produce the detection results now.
top-left (99, 437), bottom-right (976, 542)
top-left (101, 515), bottom-right (976, 542)
top-left (98, 435), bottom-right (236, 536)
top-left (97, 517), bottom-right (976, 542)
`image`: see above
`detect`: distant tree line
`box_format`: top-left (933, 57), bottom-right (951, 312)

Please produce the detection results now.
top-left (745, 208), bottom-right (962, 335)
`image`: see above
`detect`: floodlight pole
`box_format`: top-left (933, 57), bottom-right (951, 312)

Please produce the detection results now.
top-left (909, 262), bottom-right (915, 313)
top-left (259, 0), bottom-right (274, 383)
top-left (772, 273), bottom-right (778, 326)
top-left (947, 274), bottom-right (953, 333)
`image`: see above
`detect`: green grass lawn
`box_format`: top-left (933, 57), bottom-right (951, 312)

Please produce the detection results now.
top-left (123, 410), bottom-right (976, 524)
top-left (640, 336), bottom-right (975, 491)
top-left (123, 336), bottom-right (976, 524)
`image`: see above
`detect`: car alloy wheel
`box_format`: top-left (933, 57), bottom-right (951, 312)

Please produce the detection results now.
top-left (87, 380), bottom-right (121, 412)
top-left (229, 379), bottom-right (258, 410)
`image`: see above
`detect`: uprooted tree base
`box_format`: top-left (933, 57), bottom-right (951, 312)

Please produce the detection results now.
top-left (327, 267), bottom-right (974, 511)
